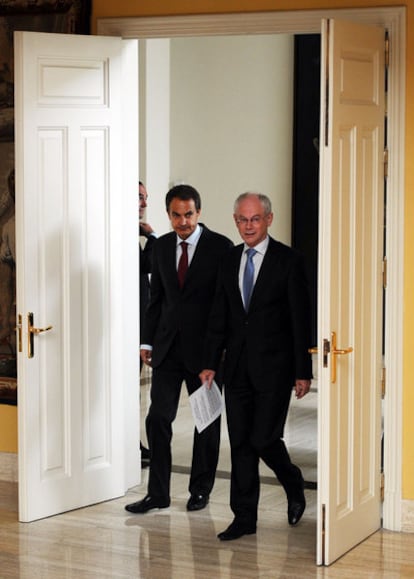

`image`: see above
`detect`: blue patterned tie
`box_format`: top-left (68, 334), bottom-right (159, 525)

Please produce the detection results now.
top-left (243, 248), bottom-right (256, 310)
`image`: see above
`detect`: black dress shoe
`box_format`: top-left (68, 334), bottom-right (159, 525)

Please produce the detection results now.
top-left (125, 495), bottom-right (170, 514)
top-left (288, 495), bottom-right (306, 525)
top-left (186, 493), bottom-right (209, 511)
top-left (217, 520), bottom-right (256, 541)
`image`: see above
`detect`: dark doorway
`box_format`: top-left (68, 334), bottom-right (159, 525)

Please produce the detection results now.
top-left (291, 34), bottom-right (321, 345)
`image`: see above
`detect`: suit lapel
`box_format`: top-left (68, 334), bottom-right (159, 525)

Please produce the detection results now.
top-left (164, 232), bottom-right (180, 290)
top-left (228, 245), bottom-right (245, 310)
top-left (247, 237), bottom-right (278, 309)
top-left (185, 226), bottom-right (208, 284)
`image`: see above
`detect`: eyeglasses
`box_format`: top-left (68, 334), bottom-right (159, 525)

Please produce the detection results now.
top-left (235, 215), bottom-right (266, 226)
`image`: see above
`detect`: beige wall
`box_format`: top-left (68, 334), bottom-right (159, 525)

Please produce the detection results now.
top-left (169, 35), bottom-right (294, 245)
top-left (140, 35), bottom-right (294, 244)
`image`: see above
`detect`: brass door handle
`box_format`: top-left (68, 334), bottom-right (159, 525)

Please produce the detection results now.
top-left (331, 331), bottom-right (353, 383)
top-left (16, 314), bottom-right (23, 353)
top-left (27, 312), bottom-right (53, 358)
top-left (309, 338), bottom-right (330, 368)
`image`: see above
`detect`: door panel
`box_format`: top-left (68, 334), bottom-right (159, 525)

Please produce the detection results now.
top-left (14, 32), bottom-right (140, 522)
top-left (317, 19), bottom-right (385, 565)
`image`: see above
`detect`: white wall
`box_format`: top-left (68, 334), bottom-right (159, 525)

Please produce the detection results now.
top-left (139, 39), bottom-right (171, 235)
top-left (141, 35), bottom-right (294, 245)
top-left (169, 35), bottom-right (294, 244)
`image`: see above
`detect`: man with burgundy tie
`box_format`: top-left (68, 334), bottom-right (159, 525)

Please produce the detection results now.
top-left (200, 192), bottom-right (313, 540)
top-left (125, 184), bottom-right (233, 514)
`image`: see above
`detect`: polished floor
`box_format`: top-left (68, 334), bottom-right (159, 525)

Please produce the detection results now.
top-left (1, 380), bottom-right (414, 577)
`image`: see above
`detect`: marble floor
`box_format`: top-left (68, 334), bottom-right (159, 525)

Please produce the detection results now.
top-left (163, 378), bottom-right (318, 488)
top-left (1, 376), bottom-right (414, 577)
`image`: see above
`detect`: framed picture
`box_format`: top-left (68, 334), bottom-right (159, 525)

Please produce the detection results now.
top-left (0, 0), bottom-right (91, 405)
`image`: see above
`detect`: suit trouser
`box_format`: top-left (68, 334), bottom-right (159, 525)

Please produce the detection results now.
top-left (225, 355), bottom-right (304, 524)
top-left (146, 339), bottom-right (221, 501)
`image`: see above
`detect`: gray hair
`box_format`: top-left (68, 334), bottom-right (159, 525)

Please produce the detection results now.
top-left (233, 192), bottom-right (272, 215)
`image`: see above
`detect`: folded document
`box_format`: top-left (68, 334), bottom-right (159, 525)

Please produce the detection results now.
top-left (189, 381), bottom-right (224, 433)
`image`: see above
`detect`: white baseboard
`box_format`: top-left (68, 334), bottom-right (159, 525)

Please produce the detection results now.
top-left (401, 500), bottom-right (414, 532)
top-left (0, 452), bottom-right (18, 482)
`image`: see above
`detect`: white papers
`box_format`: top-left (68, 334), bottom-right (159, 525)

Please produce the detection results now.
top-left (189, 381), bottom-right (224, 433)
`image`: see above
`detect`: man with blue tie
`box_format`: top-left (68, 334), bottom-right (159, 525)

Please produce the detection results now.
top-left (125, 184), bottom-right (233, 514)
top-left (200, 192), bottom-right (313, 541)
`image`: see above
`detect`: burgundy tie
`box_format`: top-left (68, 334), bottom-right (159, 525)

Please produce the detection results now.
top-left (177, 241), bottom-right (188, 288)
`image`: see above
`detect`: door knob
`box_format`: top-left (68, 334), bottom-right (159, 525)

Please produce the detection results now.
top-left (27, 312), bottom-right (53, 358)
top-left (330, 331), bottom-right (353, 383)
top-left (309, 339), bottom-right (330, 368)
top-left (309, 333), bottom-right (352, 380)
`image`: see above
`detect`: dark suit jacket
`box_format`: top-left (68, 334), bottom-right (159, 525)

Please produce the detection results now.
top-left (142, 225), bottom-right (233, 374)
top-left (140, 236), bottom-right (156, 336)
top-left (204, 236), bottom-right (313, 390)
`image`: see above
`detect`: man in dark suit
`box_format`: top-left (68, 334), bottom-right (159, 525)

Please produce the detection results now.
top-left (139, 181), bottom-right (156, 467)
top-left (200, 192), bottom-right (313, 540)
top-left (125, 184), bottom-right (233, 514)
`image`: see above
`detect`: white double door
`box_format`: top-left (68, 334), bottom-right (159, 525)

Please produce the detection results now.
top-left (14, 20), bottom-right (385, 566)
top-left (14, 32), bottom-right (140, 522)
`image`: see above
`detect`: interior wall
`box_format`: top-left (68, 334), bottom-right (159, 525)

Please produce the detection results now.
top-left (142, 35), bottom-right (294, 243)
top-left (169, 35), bottom-right (294, 244)
top-left (139, 39), bottom-right (171, 236)
top-left (0, 406), bottom-right (17, 454)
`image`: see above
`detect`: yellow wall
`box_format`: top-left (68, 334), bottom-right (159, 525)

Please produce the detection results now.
top-left (92, 0), bottom-right (414, 501)
top-left (0, 405), bottom-right (18, 453)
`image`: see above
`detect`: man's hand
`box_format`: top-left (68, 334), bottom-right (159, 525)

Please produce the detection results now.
top-left (140, 348), bottom-right (152, 367)
top-left (294, 379), bottom-right (311, 399)
top-left (140, 222), bottom-right (154, 237)
top-left (199, 369), bottom-right (216, 389)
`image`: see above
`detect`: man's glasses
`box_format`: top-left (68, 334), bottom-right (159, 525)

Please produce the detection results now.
top-left (235, 215), bottom-right (266, 226)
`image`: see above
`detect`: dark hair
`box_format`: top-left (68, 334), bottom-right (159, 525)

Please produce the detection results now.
top-left (165, 184), bottom-right (201, 212)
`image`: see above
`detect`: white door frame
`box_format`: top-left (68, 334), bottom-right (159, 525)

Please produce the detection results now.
top-left (97, 7), bottom-right (405, 532)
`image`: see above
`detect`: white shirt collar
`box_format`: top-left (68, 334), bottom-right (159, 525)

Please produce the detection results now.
top-left (176, 223), bottom-right (202, 246)
top-left (243, 235), bottom-right (269, 255)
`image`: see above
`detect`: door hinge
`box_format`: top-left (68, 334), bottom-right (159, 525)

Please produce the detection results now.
top-left (381, 471), bottom-right (385, 502)
top-left (383, 148), bottom-right (389, 179)
top-left (321, 503), bottom-right (326, 565)
top-left (382, 257), bottom-right (387, 289)
top-left (385, 31), bottom-right (390, 70)
top-left (381, 366), bottom-right (386, 398)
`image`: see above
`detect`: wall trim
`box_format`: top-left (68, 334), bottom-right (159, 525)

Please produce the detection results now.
top-left (0, 452), bottom-right (18, 482)
top-left (97, 6), bottom-right (406, 533)
top-left (98, 8), bottom-right (402, 38)
top-left (402, 501), bottom-right (414, 533)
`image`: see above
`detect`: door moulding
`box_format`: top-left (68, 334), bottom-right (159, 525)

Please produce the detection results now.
top-left (98, 6), bottom-right (405, 532)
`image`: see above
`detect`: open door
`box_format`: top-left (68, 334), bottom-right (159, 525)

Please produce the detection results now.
top-left (14, 32), bottom-right (140, 522)
top-left (317, 19), bottom-right (385, 564)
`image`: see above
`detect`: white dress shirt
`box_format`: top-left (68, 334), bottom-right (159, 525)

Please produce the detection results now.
top-left (238, 236), bottom-right (269, 308)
